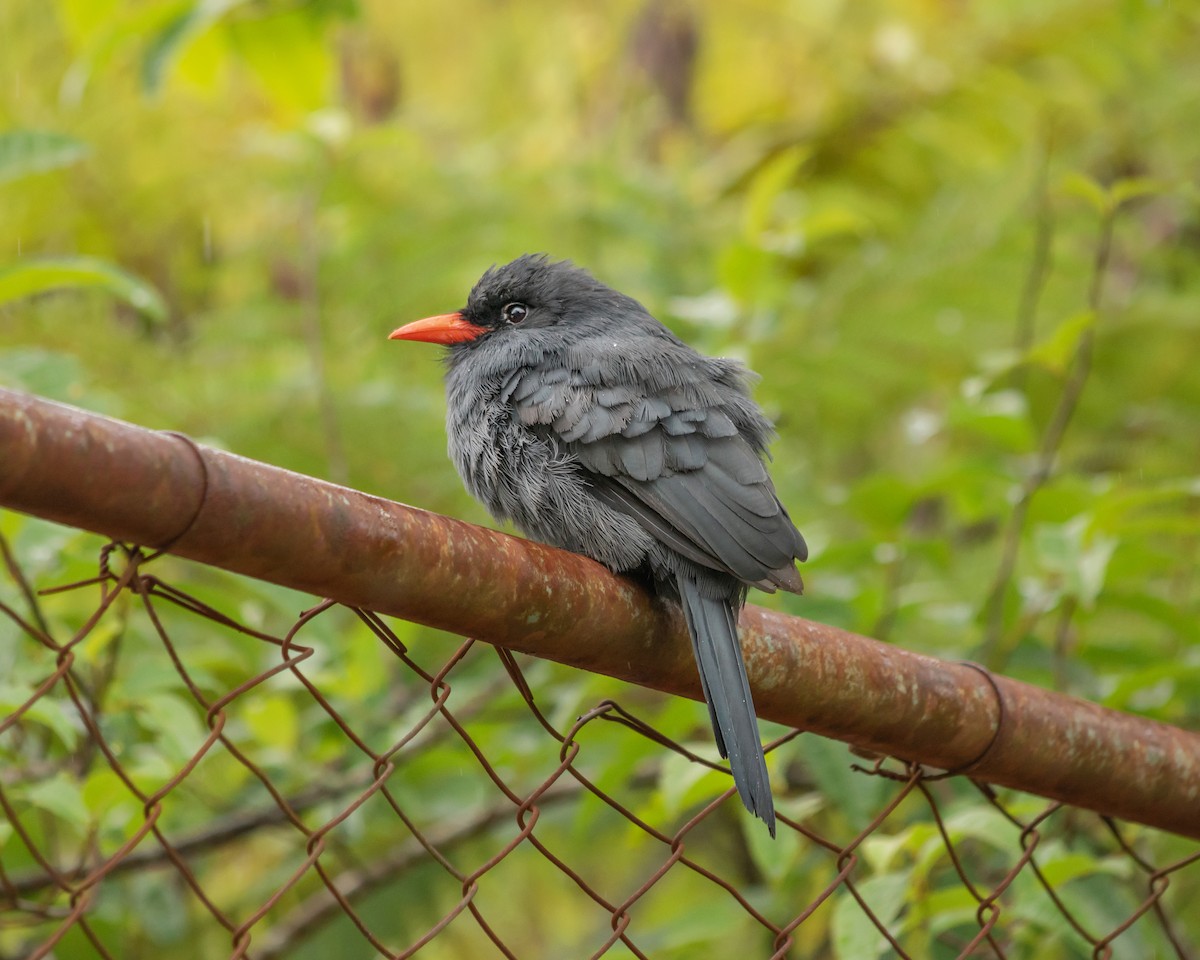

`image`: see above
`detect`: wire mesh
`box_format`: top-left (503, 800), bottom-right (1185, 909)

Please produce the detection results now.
top-left (1, 527), bottom-right (1197, 959)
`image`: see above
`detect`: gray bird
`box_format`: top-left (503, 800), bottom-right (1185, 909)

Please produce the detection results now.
top-left (390, 255), bottom-right (807, 834)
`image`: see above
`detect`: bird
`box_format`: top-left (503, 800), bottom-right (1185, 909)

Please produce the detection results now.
top-left (389, 255), bottom-right (807, 834)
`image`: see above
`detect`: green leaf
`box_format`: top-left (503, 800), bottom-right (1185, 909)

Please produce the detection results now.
top-left (798, 203), bottom-right (870, 246)
top-left (1026, 311), bottom-right (1094, 375)
top-left (142, 0), bottom-right (251, 91)
top-left (21, 773), bottom-right (92, 829)
top-left (717, 238), bottom-right (776, 303)
top-left (1102, 657), bottom-right (1200, 712)
top-left (1060, 172), bottom-right (1111, 214)
top-left (800, 736), bottom-right (892, 831)
top-left (0, 685), bottom-right (82, 750)
top-left (658, 748), bottom-right (733, 821)
top-left (131, 693), bottom-right (208, 765)
top-left (1032, 517), bottom-right (1116, 608)
top-left (919, 885), bottom-right (991, 940)
top-left (0, 256), bottom-right (167, 323)
top-left (832, 872), bottom-right (911, 960)
top-left (636, 894), bottom-right (747, 953)
top-left (941, 804), bottom-right (1020, 848)
top-left (743, 145), bottom-right (810, 238)
top-left (0, 347), bottom-right (87, 396)
top-left (241, 693), bottom-right (299, 753)
top-left (0, 130), bottom-right (89, 184)
top-left (131, 871), bottom-right (190, 944)
top-left (947, 390), bottom-right (1034, 452)
top-left (228, 8), bottom-right (336, 117)
top-left (55, 0), bottom-right (121, 47)
top-left (1111, 176), bottom-right (1169, 206)
top-left (862, 822), bottom-right (937, 875)
top-left (1036, 851), bottom-right (1127, 886)
top-left (82, 768), bottom-right (138, 821)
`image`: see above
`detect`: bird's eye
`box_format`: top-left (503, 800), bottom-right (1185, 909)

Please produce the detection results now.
top-left (501, 302), bottom-right (529, 324)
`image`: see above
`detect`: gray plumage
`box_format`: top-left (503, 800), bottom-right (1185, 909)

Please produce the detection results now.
top-left (420, 254), bottom-right (807, 835)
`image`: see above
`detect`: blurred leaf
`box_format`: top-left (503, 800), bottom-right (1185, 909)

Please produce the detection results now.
top-left (1026, 311), bottom-right (1094, 376)
top-left (1102, 655), bottom-right (1200, 713)
top-left (747, 788), bottom-right (822, 882)
top-left (1032, 517), bottom-right (1116, 608)
top-left (717, 239), bottom-right (776, 304)
top-left (142, 0), bottom-right (250, 91)
top-left (1111, 176), bottom-right (1169, 207)
top-left (131, 870), bottom-right (191, 944)
top-left (228, 9), bottom-right (335, 117)
top-left (0, 256), bottom-right (167, 323)
top-left (862, 822), bottom-right (937, 875)
top-left (0, 346), bottom-right (86, 396)
top-left (639, 893), bottom-right (748, 952)
top-left (947, 390), bottom-right (1034, 452)
top-left (658, 747), bottom-right (732, 821)
top-left (1100, 588), bottom-right (1195, 636)
top-left (0, 129), bottom-right (88, 183)
top-left (20, 773), bottom-right (91, 828)
top-left (82, 768), bottom-right (139, 823)
top-left (1090, 477), bottom-right (1200, 534)
top-left (130, 693), bottom-right (208, 765)
top-left (799, 736), bottom-right (891, 831)
top-left (919, 885), bottom-right (990, 941)
top-left (0, 685), bottom-right (81, 750)
top-left (742, 145), bottom-right (809, 237)
top-left (942, 803), bottom-right (1021, 848)
top-left (1060, 172), bottom-right (1111, 214)
top-left (846, 473), bottom-right (918, 533)
top-left (798, 203), bottom-right (871, 247)
top-left (55, 0), bottom-right (120, 46)
top-left (832, 872), bottom-right (910, 960)
top-left (241, 693), bottom-right (299, 753)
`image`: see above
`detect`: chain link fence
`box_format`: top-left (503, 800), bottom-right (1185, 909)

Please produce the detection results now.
top-left (2, 530), bottom-right (1197, 959)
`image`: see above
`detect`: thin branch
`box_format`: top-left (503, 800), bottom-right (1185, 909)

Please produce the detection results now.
top-left (1011, 130), bottom-right (1057, 391)
top-left (1052, 596), bottom-right (1079, 692)
top-left (298, 186), bottom-right (348, 485)
top-left (978, 202), bottom-right (1118, 669)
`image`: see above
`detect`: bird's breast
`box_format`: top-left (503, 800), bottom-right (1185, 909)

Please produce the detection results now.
top-left (443, 368), bottom-right (656, 573)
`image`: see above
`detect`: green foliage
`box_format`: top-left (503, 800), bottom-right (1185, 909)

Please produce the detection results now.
top-left (0, 128), bottom-right (164, 320)
top-left (0, 129), bottom-right (89, 183)
top-left (0, 255), bottom-right (167, 322)
top-left (2, 0), bottom-right (1199, 956)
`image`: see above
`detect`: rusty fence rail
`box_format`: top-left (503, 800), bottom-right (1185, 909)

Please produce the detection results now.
top-left (2, 389), bottom-right (1198, 838)
top-left (1, 385), bottom-right (1199, 959)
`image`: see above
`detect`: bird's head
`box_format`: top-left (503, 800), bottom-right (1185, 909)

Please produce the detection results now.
top-left (389, 255), bottom-right (648, 348)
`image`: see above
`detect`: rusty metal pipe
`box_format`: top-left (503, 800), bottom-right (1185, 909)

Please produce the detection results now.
top-left (2, 387), bottom-right (1198, 839)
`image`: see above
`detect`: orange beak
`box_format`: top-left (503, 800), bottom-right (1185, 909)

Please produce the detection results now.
top-left (388, 312), bottom-right (488, 345)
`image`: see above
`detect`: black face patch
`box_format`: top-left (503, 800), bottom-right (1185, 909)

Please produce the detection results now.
top-left (464, 255), bottom-right (598, 328)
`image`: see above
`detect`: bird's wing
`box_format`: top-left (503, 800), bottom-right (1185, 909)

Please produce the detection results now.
top-left (503, 361), bottom-right (807, 591)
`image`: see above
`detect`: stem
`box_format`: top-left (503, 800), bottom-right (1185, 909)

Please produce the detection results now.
top-left (1052, 596), bottom-right (1079, 691)
top-left (299, 187), bottom-right (348, 485)
top-left (871, 549), bottom-right (904, 643)
top-left (1012, 139), bottom-right (1056, 392)
top-left (978, 204), bottom-right (1118, 670)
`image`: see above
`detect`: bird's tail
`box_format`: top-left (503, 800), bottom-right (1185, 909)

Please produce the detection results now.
top-left (677, 575), bottom-right (775, 836)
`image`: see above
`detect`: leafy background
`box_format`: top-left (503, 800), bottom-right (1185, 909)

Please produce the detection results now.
top-left (1, 0), bottom-right (1198, 957)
